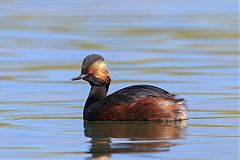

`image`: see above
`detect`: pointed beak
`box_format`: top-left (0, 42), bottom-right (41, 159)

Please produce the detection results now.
top-left (71, 74), bottom-right (87, 81)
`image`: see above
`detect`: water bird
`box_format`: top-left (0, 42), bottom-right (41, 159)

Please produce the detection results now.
top-left (72, 54), bottom-right (187, 121)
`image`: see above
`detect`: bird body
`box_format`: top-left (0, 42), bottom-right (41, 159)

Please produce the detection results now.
top-left (72, 54), bottom-right (187, 121)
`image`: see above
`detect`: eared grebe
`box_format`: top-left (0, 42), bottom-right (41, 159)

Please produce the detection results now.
top-left (72, 54), bottom-right (187, 121)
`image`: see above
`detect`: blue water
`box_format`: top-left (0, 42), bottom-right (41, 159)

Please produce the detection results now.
top-left (0, 0), bottom-right (239, 160)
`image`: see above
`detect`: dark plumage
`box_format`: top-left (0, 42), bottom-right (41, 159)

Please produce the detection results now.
top-left (72, 54), bottom-right (187, 121)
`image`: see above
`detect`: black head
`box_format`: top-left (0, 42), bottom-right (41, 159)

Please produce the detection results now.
top-left (72, 54), bottom-right (111, 86)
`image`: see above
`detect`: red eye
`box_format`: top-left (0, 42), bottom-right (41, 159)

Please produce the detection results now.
top-left (88, 70), bottom-right (94, 75)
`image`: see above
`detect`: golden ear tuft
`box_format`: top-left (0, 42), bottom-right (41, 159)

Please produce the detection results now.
top-left (89, 60), bottom-right (111, 83)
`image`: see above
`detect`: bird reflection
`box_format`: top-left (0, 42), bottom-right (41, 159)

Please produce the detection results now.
top-left (84, 121), bottom-right (187, 160)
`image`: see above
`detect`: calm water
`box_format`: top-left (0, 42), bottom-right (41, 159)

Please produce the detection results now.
top-left (0, 0), bottom-right (239, 160)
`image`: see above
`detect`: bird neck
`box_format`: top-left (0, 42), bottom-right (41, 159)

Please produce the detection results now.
top-left (84, 84), bottom-right (109, 120)
top-left (85, 84), bottom-right (109, 108)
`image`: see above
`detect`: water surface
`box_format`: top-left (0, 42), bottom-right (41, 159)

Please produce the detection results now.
top-left (0, 0), bottom-right (239, 160)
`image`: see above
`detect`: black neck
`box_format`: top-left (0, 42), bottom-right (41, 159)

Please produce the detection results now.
top-left (84, 84), bottom-right (109, 119)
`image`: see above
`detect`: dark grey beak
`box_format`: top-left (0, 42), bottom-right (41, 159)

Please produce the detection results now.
top-left (71, 74), bottom-right (87, 81)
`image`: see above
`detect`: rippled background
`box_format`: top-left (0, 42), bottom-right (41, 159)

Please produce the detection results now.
top-left (0, 0), bottom-right (239, 160)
